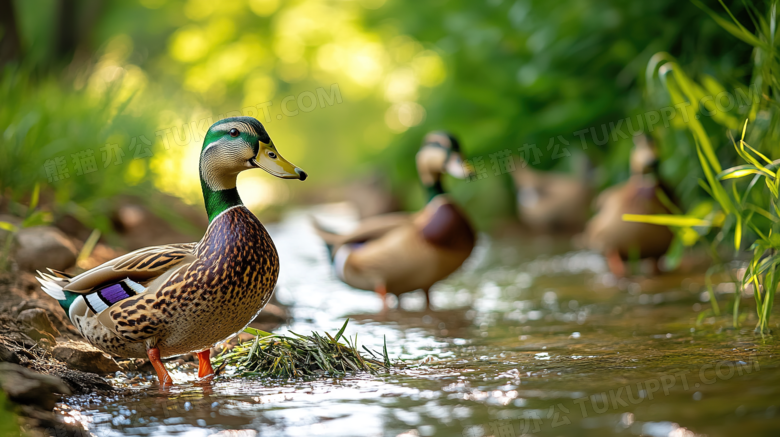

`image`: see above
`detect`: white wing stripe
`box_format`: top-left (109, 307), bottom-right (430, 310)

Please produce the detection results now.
top-left (123, 278), bottom-right (146, 294)
top-left (333, 245), bottom-right (352, 282)
top-left (86, 293), bottom-right (109, 314)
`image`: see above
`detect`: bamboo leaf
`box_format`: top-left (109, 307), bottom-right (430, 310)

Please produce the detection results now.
top-left (766, 177), bottom-right (779, 198)
top-left (0, 222), bottom-right (19, 233)
top-left (667, 68), bottom-right (723, 173)
top-left (695, 137), bottom-right (734, 213)
top-left (76, 229), bottom-right (101, 265)
top-left (735, 214), bottom-right (742, 251)
top-left (742, 141), bottom-right (773, 165)
top-left (622, 214), bottom-right (711, 227)
top-left (717, 165), bottom-right (764, 180)
top-left (28, 183), bottom-right (40, 214)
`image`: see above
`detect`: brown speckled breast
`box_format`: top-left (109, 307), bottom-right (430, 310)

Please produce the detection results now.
top-left (81, 206), bottom-right (279, 358)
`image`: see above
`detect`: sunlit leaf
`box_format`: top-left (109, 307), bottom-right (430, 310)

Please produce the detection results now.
top-left (76, 229), bottom-right (101, 266)
top-left (735, 213), bottom-right (742, 251)
top-left (622, 214), bottom-right (711, 227)
top-left (21, 210), bottom-right (50, 228)
top-left (0, 222), bottom-right (19, 233)
top-left (712, 211), bottom-right (726, 227)
top-left (680, 227), bottom-right (701, 246)
top-left (694, 138), bottom-right (734, 213)
top-left (29, 183), bottom-right (40, 213)
top-left (717, 165), bottom-right (764, 180)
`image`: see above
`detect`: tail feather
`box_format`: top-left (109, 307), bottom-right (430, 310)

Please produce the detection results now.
top-left (46, 268), bottom-right (73, 279)
top-left (35, 271), bottom-right (67, 300)
top-left (310, 216), bottom-right (343, 242)
top-left (37, 270), bottom-right (82, 316)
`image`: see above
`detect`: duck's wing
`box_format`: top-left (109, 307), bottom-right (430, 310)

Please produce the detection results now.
top-left (37, 243), bottom-right (197, 339)
top-left (312, 213), bottom-right (412, 250)
top-left (417, 199), bottom-right (475, 251)
top-left (63, 243), bottom-right (197, 293)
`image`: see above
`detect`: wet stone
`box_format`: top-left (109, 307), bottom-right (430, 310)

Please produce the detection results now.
top-left (0, 362), bottom-right (71, 411)
top-left (13, 226), bottom-right (78, 272)
top-left (17, 309), bottom-right (60, 337)
top-left (0, 342), bottom-right (20, 364)
top-left (52, 341), bottom-right (121, 375)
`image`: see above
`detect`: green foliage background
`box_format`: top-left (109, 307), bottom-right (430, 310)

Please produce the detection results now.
top-left (0, 0), bottom-right (760, 232)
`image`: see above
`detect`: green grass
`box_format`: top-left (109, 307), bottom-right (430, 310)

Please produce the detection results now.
top-left (627, 0), bottom-right (780, 335)
top-left (0, 66), bottom-right (162, 235)
top-left (213, 320), bottom-right (392, 379)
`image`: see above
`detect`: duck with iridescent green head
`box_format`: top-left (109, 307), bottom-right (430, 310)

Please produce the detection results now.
top-left (37, 117), bottom-right (306, 385)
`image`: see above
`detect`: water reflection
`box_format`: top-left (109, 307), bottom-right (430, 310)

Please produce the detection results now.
top-left (56, 205), bottom-right (780, 437)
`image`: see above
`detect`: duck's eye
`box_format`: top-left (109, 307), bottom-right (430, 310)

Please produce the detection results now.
top-left (268, 151), bottom-right (277, 159)
top-left (229, 128), bottom-right (240, 137)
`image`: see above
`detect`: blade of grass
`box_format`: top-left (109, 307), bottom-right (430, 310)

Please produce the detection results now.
top-left (622, 214), bottom-right (710, 227)
top-left (334, 319), bottom-right (349, 343)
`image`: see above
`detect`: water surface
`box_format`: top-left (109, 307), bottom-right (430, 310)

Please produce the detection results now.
top-left (56, 206), bottom-right (780, 437)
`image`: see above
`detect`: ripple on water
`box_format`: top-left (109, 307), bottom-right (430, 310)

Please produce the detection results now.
top-left (57, 206), bottom-right (780, 437)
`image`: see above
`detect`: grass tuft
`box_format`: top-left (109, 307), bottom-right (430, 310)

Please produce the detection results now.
top-left (213, 319), bottom-right (392, 379)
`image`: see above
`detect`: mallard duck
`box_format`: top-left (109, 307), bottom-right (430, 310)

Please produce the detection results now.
top-left (512, 155), bottom-right (593, 233)
top-left (36, 117), bottom-right (307, 385)
top-left (313, 132), bottom-right (475, 311)
top-left (580, 135), bottom-right (674, 276)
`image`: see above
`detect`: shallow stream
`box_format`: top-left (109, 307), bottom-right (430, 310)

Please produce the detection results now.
top-left (55, 206), bottom-right (780, 437)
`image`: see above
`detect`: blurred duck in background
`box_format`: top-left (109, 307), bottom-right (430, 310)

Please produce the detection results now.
top-left (512, 154), bottom-right (593, 233)
top-left (579, 135), bottom-right (675, 277)
top-left (313, 132), bottom-right (475, 311)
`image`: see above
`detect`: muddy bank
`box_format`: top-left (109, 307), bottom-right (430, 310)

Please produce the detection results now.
top-left (0, 271), bottom-right (117, 436)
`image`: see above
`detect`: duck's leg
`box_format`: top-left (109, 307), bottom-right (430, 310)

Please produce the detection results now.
top-left (423, 288), bottom-right (431, 311)
top-left (375, 283), bottom-right (388, 313)
top-left (650, 258), bottom-right (663, 276)
top-left (197, 349), bottom-right (215, 380)
top-left (605, 250), bottom-right (626, 278)
top-left (146, 347), bottom-right (173, 385)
